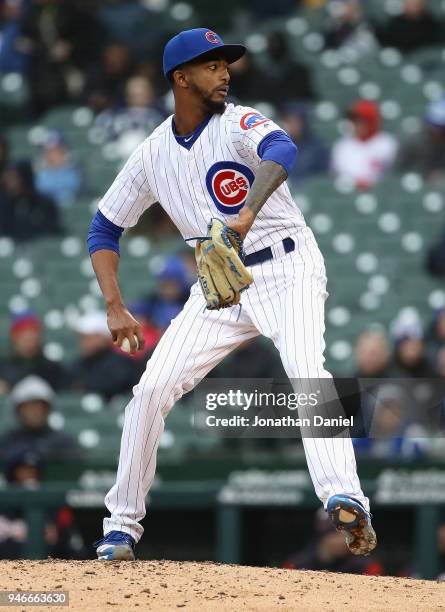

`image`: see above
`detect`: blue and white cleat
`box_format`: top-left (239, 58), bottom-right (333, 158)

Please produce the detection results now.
top-left (327, 494), bottom-right (377, 556)
top-left (94, 530), bottom-right (136, 560)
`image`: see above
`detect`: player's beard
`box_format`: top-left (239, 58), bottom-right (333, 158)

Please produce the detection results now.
top-left (203, 95), bottom-right (226, 115)
top-left (190, 82), bottom-right (226, 114)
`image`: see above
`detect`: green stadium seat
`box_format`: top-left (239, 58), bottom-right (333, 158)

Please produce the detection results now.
top-left (61, 199), bottom-right (95, 234)
top-left (0, 395), bottom-right (16, 430)
top-left (85, 160), bottom-right (120, 196)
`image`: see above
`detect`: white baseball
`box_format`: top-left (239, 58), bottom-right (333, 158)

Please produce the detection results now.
top-left (120, 335), bottom-right (140, 353)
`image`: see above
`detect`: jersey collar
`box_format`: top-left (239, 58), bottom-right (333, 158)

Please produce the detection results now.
top-left (172, 114), bottom-right (212, 150)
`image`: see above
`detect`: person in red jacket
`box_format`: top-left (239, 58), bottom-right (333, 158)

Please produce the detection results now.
top-left (331, 100), bottom-right (398, 188)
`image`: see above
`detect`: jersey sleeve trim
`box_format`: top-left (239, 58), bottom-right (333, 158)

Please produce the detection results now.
top-left (87, 209), bottom-right (124, 256)
top-left (257, 130), bottom-right (298, 176)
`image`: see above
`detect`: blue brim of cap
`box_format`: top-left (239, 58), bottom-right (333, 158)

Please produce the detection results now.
top-left (167, 43), bottom-right (246, 77)
top-left (212, 44), bottom-right (246, 64)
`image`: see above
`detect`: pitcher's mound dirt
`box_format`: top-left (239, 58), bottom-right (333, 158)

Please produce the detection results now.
top-left (0, 560), bottom-right (444, 612)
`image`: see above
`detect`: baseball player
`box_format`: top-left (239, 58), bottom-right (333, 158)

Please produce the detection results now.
top-left (90, 28), bottom-right (377, 560)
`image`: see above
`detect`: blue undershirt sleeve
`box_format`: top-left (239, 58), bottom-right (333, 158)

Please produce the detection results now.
top-left (87, 210), bottom-right (124, 256)
top-left (257, 130), bottom-right (298, 176)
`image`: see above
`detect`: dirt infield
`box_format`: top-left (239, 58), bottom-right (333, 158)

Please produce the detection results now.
top-left (0, 560), bottom-right (444, 611)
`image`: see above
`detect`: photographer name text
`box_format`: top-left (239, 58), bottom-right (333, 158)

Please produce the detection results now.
top-left (205, 415), bottom-right (354, 428)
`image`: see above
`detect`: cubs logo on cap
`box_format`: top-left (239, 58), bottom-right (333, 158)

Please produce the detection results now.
top-left (240, 112), bottom-right (269, 131)
top-left (205, 31), bottom-right (220, 44)
top-left (206, 162), bottom-right (254, 215)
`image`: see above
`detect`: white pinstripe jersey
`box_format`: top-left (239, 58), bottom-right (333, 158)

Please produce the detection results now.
top-left (98, 103), bottom-right (306, 255)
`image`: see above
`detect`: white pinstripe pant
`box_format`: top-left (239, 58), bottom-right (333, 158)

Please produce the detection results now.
top-left (103, 228), bottom-right (369, 541)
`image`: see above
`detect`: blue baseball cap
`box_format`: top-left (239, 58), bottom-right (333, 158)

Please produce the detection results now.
top-left (163, 28), bottom-right (245, 78)
top-left (42, 129), bottom-right (65, 150)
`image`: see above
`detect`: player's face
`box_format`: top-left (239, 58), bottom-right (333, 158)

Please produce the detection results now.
top-left (184, 57), bottom-right (230, 113)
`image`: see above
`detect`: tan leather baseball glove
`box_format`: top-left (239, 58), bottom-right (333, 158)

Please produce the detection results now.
top-left (195, 218), bottom-right (253, 310)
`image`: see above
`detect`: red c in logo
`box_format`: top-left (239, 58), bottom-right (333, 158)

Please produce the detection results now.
top-left (205, 31), bottom-right (220, 44)
top-left (206, 161), bottom-right (255, 215)
top-left (213, 170), bottom-right (248, 206)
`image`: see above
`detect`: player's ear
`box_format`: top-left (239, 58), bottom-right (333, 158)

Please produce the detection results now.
top-left (172, 68), bottom-right (188, 89)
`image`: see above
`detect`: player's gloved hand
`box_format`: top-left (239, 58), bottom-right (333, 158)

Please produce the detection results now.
top-left (195, 218), bottom-right (254, 310)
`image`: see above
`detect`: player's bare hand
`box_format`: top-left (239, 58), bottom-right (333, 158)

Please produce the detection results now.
top-left (226, 207), bottom-right (255, 240)
top-left (107, 304), bottom-right (145, 355)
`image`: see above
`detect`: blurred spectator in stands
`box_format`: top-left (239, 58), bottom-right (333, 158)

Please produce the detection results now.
top-left (391, 319), bottom-right (435, 378)
top-left (266, 32), bottom-right (315, 103)
top-left (280, 103), bottom-right (330, 186)
top-left (427, 225), bottom-right (445, 277)
top-left (21, 0), bottom-right (105, 115)
top-left (348, 330), bottom-right (394, 436)
top-left (0, 448), bottom-right (42, 559)
top-left (282, 507), bottom-right (382, 574)
top-left (0, 312), bottom-right (70, 395)
top-left (96, 0), bottom-right (166, 61)
top-left (69, 311), bottom-right (136, 400)
top-left (131, 203), bottom-right (179, 240)
top-left (5, 448), bottom-right (44, 485)
top-left (376, 0), bottom-right (442, 53)
top-left (0, 160), bottom-right (63, 241)
top-left (435, 346), bottom-right (445, 378)
top-left (92, 75), bottom-right (164, 155)
top-left (0, 375), bottom-right (79, 460)
top-left (396, 97), bottom-right (445, 185)
top-left (238, 32), bottom-right (314, 106)
top-left (84, 42), bottom-right (135, 114)
top-left (180, 248), bottom-right (198, 284)
top-left (138, 256), bottom-right (192, 331)
top-left (0, 0), bottom-right (30, 75)
top-left (324, 0), bottom-right (379, 59)
top-left (353, 383), bottom-right (430, 459)
top-left (0, 135), bottom-right (9, 177)
top-left (426, 308), bottom-right (445, 360)
top-left (0, 447), bottom-right (86, 559)
top-left (211, 337), bottom-right (288, 379)
top-left (34, 130), bottom-right (82, 208)
top-left (354, 330), bottom-right (392, 377)
top-left (228, 53), bottom-right (268, 103)
top-left (331, 100), bottom-right (398, 188)
top-left (248, 0), bottom-right (298, 20)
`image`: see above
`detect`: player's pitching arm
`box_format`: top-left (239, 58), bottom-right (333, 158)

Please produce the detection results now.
top-left (227, 160), bottom-right (288, 239)
top-left (90, 249), bottom-right (145, 355)
top-left (88, 144), bottom-right (158, 355)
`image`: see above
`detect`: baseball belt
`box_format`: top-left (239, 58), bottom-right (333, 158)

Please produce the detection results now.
top-left (244, 237), bottom-right (295, 267)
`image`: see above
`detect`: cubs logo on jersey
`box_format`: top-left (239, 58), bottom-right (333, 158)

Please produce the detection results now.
top-left (240, 112), bottom-right (269, 131)
top-left (206, 161), bottom-right (255, 215)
